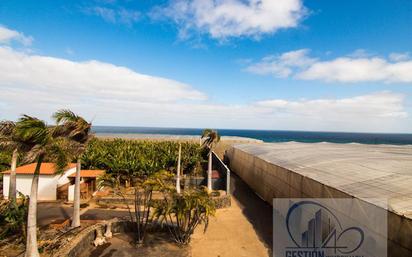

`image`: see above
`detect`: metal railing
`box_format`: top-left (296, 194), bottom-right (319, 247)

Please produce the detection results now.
top-left (211, 151), bottom-right (231, 195)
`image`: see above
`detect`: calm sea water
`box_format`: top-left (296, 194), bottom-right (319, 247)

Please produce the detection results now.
top-left (92, 126), bottom-right (412, 145)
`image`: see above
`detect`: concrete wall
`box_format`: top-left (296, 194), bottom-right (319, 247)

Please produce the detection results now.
top-left (226, 146), bottom-right (412, 257)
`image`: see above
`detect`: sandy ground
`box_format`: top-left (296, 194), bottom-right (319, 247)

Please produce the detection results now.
top-left (190, 174), bottom-right (272, 257)
top-left (191, 200), bottom-right (270, 257)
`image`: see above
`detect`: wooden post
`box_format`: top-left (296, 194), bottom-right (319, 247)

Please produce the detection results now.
top-left (176, 143), bottom-right (181, 194)
top-left (226, 166), bottom-right (230, 196)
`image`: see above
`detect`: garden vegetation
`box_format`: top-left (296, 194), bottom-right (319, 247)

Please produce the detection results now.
top-left (82, 138), bottom-right (206, 184)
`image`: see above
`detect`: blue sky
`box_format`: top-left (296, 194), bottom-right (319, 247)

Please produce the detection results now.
top-left (0, 0), bottom-right (411, 132)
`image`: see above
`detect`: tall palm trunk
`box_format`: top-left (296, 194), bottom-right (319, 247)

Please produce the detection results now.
top-left (25, 155), bottom-right (43, 257)
top-left (207, 149), bottom-right (212, 191)
top-left (176, 143), bottom-right (181, 194)
top-left (8, 148), bottom-right (18, 201)
top-left (71, 158), bottom-right (81, 228)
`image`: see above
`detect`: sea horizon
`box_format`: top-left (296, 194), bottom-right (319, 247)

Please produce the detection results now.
top-left (92, 125), bottom-right (412, 145)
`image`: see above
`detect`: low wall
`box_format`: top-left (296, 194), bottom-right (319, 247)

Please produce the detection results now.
top-left (96, 194), bottom-right (231, 209)
top-left (226, 145), bottom-right (412, 257)
top-left (55, 220), bottom-right (139, 257)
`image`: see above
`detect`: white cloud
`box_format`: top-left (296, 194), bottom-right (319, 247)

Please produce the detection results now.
top-left (0, 46), bottom-right (206, 104)
top-left (245, 49), bottom-right (316, 77)
top-left (154, 0), bottom-right (307, 39)
top-left (389, 52), bottom-right (410, 62)
top-left (92, 7), bottom-right (116, 23)
top-left (247, 49), bottom-right (412, 83)
top-left (256, 92), bottom-right (407, 120)
top-left (86, 6), bottom-right (140, 26)
top-left (0, 25), bottom-right (33, 45)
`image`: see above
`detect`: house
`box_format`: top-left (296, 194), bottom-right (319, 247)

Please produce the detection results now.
top-left (67, 169), bottom-right (104, 201)
top-left (2, 163), bottom-right (104, 201)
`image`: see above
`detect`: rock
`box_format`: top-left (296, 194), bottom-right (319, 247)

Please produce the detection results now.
top-left (93, 228), bottom-right (106, 246)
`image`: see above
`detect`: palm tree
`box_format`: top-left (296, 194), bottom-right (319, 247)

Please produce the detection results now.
top-left (0, 121), bottom-right (19, 202)
top-left (14, 115), bottom-right (72, 257)
top-left (52, 109), bottom-right (92, 228)
top-left (201, 129), bottom-right (220, 191)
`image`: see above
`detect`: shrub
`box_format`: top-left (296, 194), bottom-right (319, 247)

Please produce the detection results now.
top-left (153, 186), bottom-right (216, 245)
top-left (0, 194), bottom-right (28, 241)
top-left (97, 170), bottom-right (176, 245)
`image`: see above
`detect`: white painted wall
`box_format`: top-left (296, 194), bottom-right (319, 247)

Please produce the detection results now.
top-left (3, 174), bottom-right (58, 201)
top-left (68, 179), bottom-right (86, 202)
top-left (2, 167), bottom-right (76, 201)
top-left (2, 175), bottom-right (9, 198)
top-left (68, 184), bottom-right (75, 201)
top-left (57, 167), bottom-right (76, 186)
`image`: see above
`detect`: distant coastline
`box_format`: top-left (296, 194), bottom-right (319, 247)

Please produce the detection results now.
top-left (95, 133), bottom-right (262, 143)
top-left (92, 126), bottom-right (412, 145)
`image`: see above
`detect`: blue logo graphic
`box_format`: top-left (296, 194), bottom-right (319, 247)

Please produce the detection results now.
top-left (285, 201), bottom-right (364, 257)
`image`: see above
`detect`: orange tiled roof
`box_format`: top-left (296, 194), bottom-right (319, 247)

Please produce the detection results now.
top-left (2, 163), bottom-right (76, 175)
top-left (68, 170), bottom-right (104, 178)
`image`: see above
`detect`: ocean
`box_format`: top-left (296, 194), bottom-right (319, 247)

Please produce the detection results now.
top-left (92, 126), bottom-right (412, 145)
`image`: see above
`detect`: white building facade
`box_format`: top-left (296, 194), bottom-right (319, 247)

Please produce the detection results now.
top-left (2, 163), bottom-right (76, 201)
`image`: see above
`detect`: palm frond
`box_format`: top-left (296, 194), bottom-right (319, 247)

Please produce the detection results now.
top-left (14, 115), bottom-right (49, 146)
top-left (52, 109), bottom-right (92, 145)
top-left (0, 121), bottom-right (16, 136)
top-left (201, 129), bottom-right (213, 138)
top-left (47, 137), bottom-right (75, 174)
top-left (52, 109), bottom-right (79, 124)
top-left (201, 129), bottom-right (220, 148)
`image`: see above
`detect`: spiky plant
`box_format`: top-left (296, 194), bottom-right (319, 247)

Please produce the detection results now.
top-left (152, 184), bottom-right (215, 245)
top-left (52, 109), bottom-right (92, 228)
top-left (98, 170), bottom-right (175, 245)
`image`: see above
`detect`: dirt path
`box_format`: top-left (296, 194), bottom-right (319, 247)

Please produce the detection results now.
top-left (190, 174), bottom-right (272, 257)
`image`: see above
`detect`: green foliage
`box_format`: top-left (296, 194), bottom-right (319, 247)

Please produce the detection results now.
top-left (201, 129), bottom-right (220, 149)
top-left (0, 194), bottom-right (29, 240)
top-left (0, 150), bottom-right (12, 172)
top-left (82, 138), bottom-right (204, 182)
top-left (99, 169), bottom-right (214, 246)
top-left (52, 109), bottom-right (92, 155)
top-left (97, 170), bottom-right (176, 244)
top-left (13, 115), bottom-right (74, 173)
top-left (153, 185), bottom-right (216, 245)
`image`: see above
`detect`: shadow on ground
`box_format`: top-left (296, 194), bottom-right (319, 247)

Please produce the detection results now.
top-left (37, 202), bottom-right (71, 226)
top-left (80, 209), bottom-right (130, 220)
top-left (230, 173), bottom-right (273, 255)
